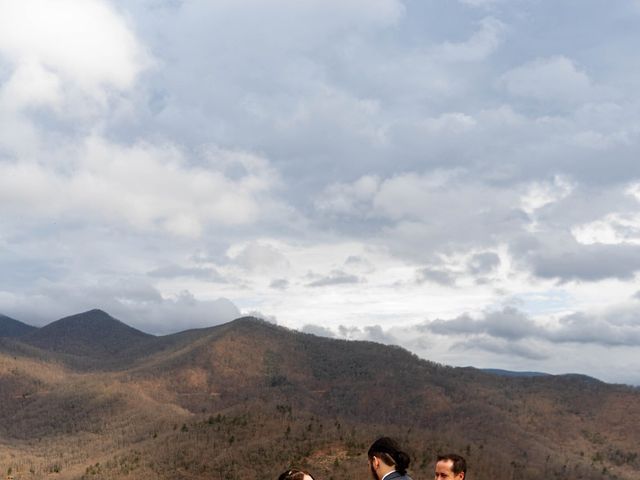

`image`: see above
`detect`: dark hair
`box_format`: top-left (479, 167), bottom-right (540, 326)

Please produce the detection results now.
top-left (278, 469), bottom-right (314, 480)
top-left (437, 453), bottom-right (467, 475)
top-left (368, 437), bottom-right (411, 476)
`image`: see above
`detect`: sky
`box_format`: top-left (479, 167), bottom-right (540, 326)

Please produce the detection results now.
top-left (1, 0), bottom-right (640, 385)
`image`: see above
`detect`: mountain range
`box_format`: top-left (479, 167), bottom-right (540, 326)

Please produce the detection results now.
top-left (0, 309), bottom-right (638, 480)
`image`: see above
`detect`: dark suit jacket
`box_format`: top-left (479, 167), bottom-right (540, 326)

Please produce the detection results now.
top-left (384, 471), bottom-right (413, 480)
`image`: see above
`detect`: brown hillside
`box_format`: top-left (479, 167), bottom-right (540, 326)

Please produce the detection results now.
top-left (0, 314), bottom-right (638, 480)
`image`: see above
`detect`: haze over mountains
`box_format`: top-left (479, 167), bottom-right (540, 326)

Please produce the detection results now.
top-left (0, 309), bottom-right (638, 480)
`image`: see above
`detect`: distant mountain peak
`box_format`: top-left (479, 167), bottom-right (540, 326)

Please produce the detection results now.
top-left (229, 316), bottom-right (275, 326)
top-left (224, 316), bottom-right (292, 336)
top-left (21, 309), bottom-right (153, 358)
top-left (61, 308), bottom-right (118, 322)
top-left (48, 309), bottom-right (151, 335)
top-left (84, 308), bottom-right (111, 316)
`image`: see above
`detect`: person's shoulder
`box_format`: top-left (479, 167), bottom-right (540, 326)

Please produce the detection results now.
top-left (387, 472), bottom-right (412, 480)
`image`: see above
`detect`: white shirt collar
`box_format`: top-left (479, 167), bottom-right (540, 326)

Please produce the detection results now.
top-left (381, 470), bottom-right (397, 480)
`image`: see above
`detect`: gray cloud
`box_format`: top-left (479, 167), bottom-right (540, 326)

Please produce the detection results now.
top-left (244, 310), bottom-right (278, 324)
top-left (344, 255), bottom-right (376, 272)
top-left (416, 251), bottom-right (500, 286)
top-left (452, 337), bottom-right (548, 361)
top-left (306, 270), bottom-right (361, 287)
top-left (362, 325), bottom-right (396, 344)
top-left (231, 242), bottom-right (290, 272)
top-left (269, 278), bottom-right (289, 290)
top-left (468, 252), bottom-right (501, 275)
top-left (427, 308), bottom-right (538, 340)
top-left (336, 324), bottom-right (396, 344)
top-left (148, 264), bottom-right (227, 282)
top-left (345, 255), bottom-right (367, 265)
top-left (500, 56), bottom-right (593, 104)
top-left (105, 0), bottom-right (640, 190)
top-left (417, 267), bottom-right (457, 286)
top-left (424, 306), bottom-right (640, 348)
top-left (526, 243), bottom-right (640, 282)
top-left (549, 312), bottom-right (640, 347)
top-left (301, 324), bottom-right (335, 338)
top-left (338, 325), bottom-right (361, 337)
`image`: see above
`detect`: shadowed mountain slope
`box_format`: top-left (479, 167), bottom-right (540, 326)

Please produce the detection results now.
top-left (0, 313), bottom-right (37, 337)
top-left (20, 309), bottom-right (153, 359)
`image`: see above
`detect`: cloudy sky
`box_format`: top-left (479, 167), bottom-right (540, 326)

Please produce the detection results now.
top-left (2, 0), bottom-right (640, 384)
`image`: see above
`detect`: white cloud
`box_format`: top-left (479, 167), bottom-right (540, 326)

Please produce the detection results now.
top-left (316, 175), bottom-right (380, 216)
top-left (500, 56), bottom-right (593, 103)
top-left (306, 270), bottom-right (362, 287)
top-left (520, 176), bottom-right (574, 215)
top-left (459, 0), bottom-right (503, 7)
top-left (0, 137), bottom-right (281, 237)
top-left (230, 242), bottom-right (290, 272)
top-left (301, 323), bottom-right (335, 338)
top-left (421, 112), bottom-right (477, 134)
top-left (0, 0), bottom-right (151, 164)
top-left (432, 17), bottom-right (506, 62)
top-left (573, 213), bottom-right (640, 246)
top-left (0, 0), bottom-right (148, 101)
top-left (627, 182), bottom-right (640, 203)
top-left (373, 171), bottom-right (463, 221)
top-left (0, 60), bottom-right (62, 111)
top-left (572, 183), bottom-right (640, 245)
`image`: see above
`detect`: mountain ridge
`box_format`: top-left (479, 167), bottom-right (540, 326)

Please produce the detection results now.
top-left (1, 310), bottom-right (627, 391)
top-left (0, 309), bottom-right (638, 479)
top-left (0, 310), bottom-right (617, 385)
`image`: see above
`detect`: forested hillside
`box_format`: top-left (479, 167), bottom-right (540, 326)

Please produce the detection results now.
top-left (0, 311), bottom-right (638, 480)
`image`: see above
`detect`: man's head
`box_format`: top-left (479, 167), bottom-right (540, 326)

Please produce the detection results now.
top-left (367, 437), bottom-right (411, 480)
top-left (434, 454), bottom-right (466, 480)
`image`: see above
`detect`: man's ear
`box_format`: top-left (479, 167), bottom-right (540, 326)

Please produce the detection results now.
top-left (457, 473), bottom-right (464, 480)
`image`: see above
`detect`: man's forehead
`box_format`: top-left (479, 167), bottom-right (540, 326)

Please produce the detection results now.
top-left (436, 459), bottom-right (454, 470)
